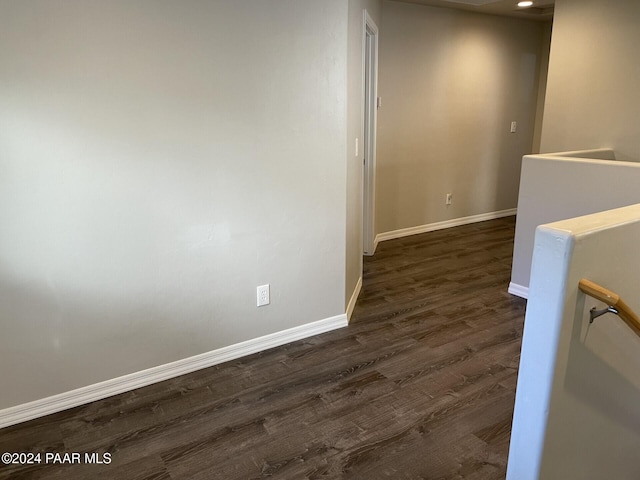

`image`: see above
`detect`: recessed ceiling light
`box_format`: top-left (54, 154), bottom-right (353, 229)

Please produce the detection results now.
top-left (518, 1), bottom-right (533, 6)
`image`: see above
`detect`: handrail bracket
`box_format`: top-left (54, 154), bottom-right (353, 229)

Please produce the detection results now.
top-left (589, 305), bottom-right (619, 324)
top-left (579, 278), bottom-right (640, 337)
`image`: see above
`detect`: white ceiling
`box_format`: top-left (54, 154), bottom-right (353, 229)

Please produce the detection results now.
top-left (389, 0), bottom-right (554, 21)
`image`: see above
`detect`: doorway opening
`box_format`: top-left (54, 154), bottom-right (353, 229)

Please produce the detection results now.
top-left (362, 11), bottom-right (378, 256)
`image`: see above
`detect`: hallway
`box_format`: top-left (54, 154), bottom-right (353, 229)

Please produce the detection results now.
top-left (0, 217), bottom-right (526, 480)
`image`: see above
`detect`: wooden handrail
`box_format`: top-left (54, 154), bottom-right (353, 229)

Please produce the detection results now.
top-left (579, 279), bottom-right (640, 336)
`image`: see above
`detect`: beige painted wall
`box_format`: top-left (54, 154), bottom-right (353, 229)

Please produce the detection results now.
top-left (346, 0), bottom-right (382, 307)
top-left (0, 0), bottom-right (347, 409)
top-left (531, 21), bottom-right (552, 154)
top-left (376, 1), bottom-right (545, 234)
top-left (540, 0), bottom-right (640, 161)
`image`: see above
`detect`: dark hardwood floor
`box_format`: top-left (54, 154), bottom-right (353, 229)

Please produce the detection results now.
top-left (0, 217), bottom-right (526, 480)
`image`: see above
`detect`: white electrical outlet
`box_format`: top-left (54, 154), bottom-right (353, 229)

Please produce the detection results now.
top-left (510, 121), bottom-right (517, 133)
top-left (257, 284), bottom-right (270, 307)
top-left (446, 193), bottom-right (452, 205)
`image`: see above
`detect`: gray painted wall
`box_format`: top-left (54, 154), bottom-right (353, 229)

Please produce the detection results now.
top-left (531, 21), bottom-right (552, 154)
top-left (0, 0), bottom-right (348, 409)
top-left (375, 1), bottom-right (545, 235)
top-left (510, 0), bottom-right (640, 294)
top-left (346, 0), bottom-right (382, 307)
top-left (540, 0), bottom-right (640, 160)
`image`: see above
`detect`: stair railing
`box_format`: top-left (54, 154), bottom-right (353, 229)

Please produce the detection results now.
top-left (579, 279), bottom-right (640, 336)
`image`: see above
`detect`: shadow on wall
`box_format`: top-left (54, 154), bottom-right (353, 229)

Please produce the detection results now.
top-left (510, 149), bottom-right (640, 295)
top-left (0, 274), bottom-right (224, 410)
top-left (564, 296), bottom-right (640, 433)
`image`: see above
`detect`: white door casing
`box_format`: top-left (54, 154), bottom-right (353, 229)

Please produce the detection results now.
top-left (362, 10), bottom-right (378, 256)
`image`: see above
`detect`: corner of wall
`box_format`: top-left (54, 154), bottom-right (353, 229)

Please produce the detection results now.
top-left (346, 276), bottom-right (363, 321)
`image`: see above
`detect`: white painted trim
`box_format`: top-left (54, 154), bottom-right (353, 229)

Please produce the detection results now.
top-left (346, 276), bottom-right (363, 321)
top-left (375, 208), bottom-right (518, 244)
top-left (364, 237), bottom-right (378, 257)
top-left (0, 314), bottom-right (348, 429)
top-left (508, 282), bottom-right (529, 299)
top-left (362, 9), bottom-right (379, 256)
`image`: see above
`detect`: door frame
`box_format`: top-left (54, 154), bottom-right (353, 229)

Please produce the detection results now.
top-left (362, 10), bottom-right (379, 256)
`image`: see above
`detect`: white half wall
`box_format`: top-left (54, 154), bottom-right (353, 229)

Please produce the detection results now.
top-left (508, 204), bottom-right (640, 479)
top-left (510, 149), bottom-right (640, 294)
top-left (0, 1), bottom-right (348, 411)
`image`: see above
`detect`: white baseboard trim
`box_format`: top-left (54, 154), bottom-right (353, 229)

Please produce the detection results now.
top-left (0, 314), bottom-right (348, 430)
top-left (346, 276), bottom-right (363, 321)
top-left (375, 208), bottom-right (518, 244)
top-left (508, 282), bottom-right (529, 299)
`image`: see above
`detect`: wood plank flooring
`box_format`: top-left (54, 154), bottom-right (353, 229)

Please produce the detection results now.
top-left (0, 217), bottom-right (526, 479)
